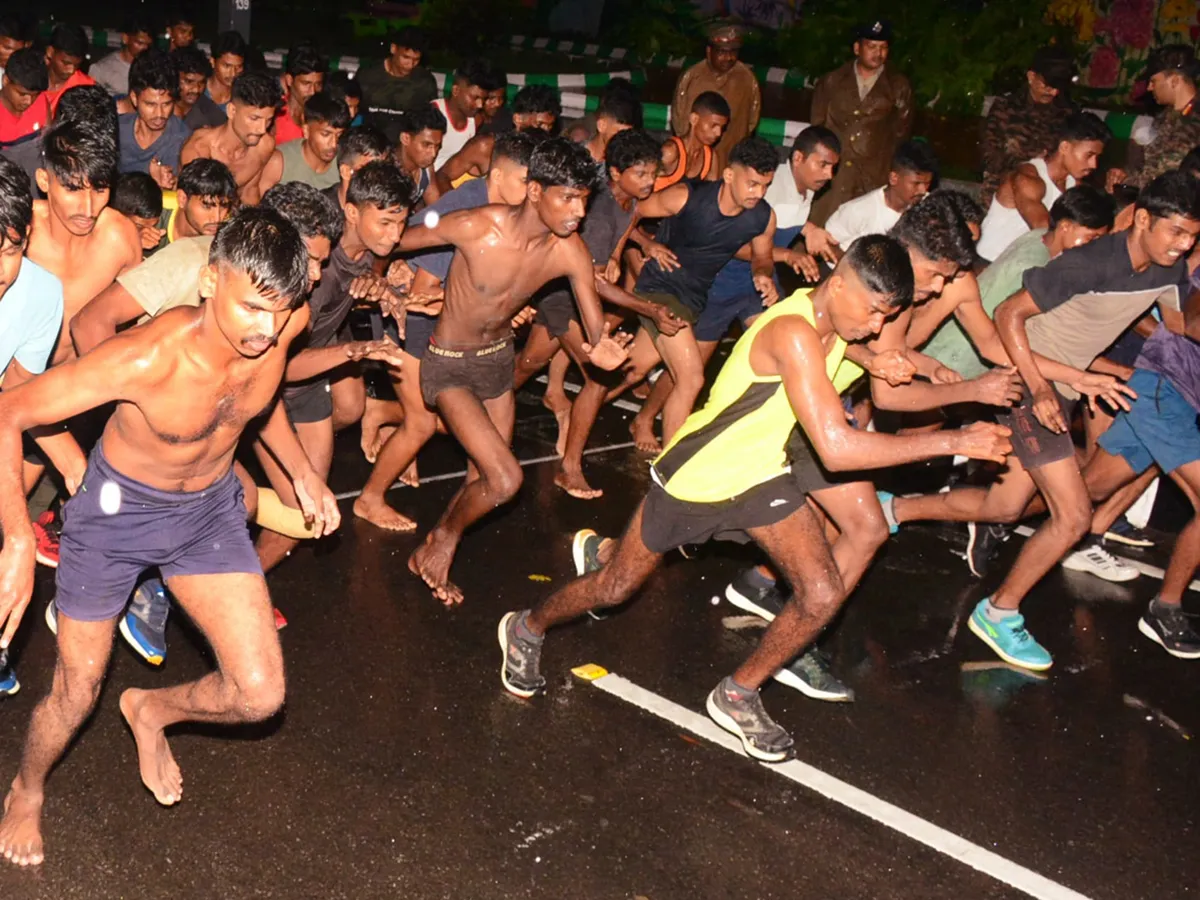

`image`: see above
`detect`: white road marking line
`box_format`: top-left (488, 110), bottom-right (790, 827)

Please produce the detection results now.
top-left (1011, 524), bottom-right (1200, 593)
top-left (590, 672), bottom-right (1093, 900)
top-left (332, 441), bottom-right (638, 501)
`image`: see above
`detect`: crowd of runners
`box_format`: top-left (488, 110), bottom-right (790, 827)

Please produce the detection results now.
top-left (1, 10), bottom-right (1200, 868)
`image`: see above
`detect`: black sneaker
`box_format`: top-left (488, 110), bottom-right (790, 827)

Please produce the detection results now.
top-left (724, 568), bottom-right (787, 621)
top-left (705, 678), bottom-right (795, 763)
top-left (1138, 599), bottom-right (1200, 659)
top-left (572, 530), bottom-right (613, 622)
top-left (1104, 516), bottom-right (1156, 548)
top-left (964, 522), bottom-right (1010, 579)
top-left (773, 648), bottom-right (854, 702)
top-left (498, 611), bottom-right (547, 697)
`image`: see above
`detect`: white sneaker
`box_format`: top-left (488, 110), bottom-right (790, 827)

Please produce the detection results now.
top-left (1061, 539), bottom-right (1140, 583)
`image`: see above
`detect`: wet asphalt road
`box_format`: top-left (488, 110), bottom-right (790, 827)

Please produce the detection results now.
top-left (0, 385), bottom-right (1196, 900)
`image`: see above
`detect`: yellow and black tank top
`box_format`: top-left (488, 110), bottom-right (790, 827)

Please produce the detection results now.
top-left (652, 289), bottom-right (859, 504)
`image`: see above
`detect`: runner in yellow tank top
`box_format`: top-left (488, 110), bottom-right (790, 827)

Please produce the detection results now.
top-left (499, 236), bottom-right (1014, 762)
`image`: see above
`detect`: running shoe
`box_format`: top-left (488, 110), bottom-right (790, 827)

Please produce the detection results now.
top-left (33, 509), bottom-right (61, 569)
top-left (1103, 516), bottom-right (1156, 548)
top-left (498, 610), bottom-right (546, 698)
top-left (705, 677), bottom-right (795, 762)
top-left (0, 649), bottom-right (18, 697)
top-left (573, 529), bottom-right (616, 621)
top-left (119, 578), bottom-right (170, 665)
top-left (45, 599), bottom-right (58, 635)
top-left (876, 490), bottom-right (898, 534)
top-left (1138, 598), bottom-right (1200, 659)
top-left (273, 607), bottom-right (288, 631)
top-left (1061, 536), bottom-right (1139, 583)
top-left (773, 648), bottom-right (855, 702)
top-left (724, 568), bottom-right (787, 621)
top-left (964, 522), bottom-right (1010, 579)
top-left (967, 599), bottom-right (1053, 671)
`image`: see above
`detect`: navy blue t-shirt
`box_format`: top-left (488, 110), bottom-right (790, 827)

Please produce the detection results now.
top-left (117, 113), bottom-right (191, 176)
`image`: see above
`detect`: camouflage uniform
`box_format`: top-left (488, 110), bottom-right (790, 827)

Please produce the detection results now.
top-left (979, 92), bottom-right (1073, 207)
top-left (1124, 106), bottom-right (1200, 188)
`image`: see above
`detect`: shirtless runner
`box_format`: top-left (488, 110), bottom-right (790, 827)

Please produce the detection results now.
top-left (0, 207), bottom-right (339, 867)
top-left (379, 137), bottom-right (631, 604)
top-left (180, 71), bottom-right (278, 205)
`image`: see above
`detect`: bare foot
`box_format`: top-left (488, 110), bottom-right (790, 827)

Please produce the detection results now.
top-left (629, 415), bottom-right (661, 454)
top-left (408, 529), bottom-right (464, 606)
top-left (0, 780), bottom-right (45, 866)
top-left (555, 466), bottom-right (603, 499)
top-left (542, 392), bottom-right (573, 458)
top-left (119, 689), bottom-right (183, 807)
top-left (353, 494), bottom-right (417, 532)
top-left (400, 459), bottom-right (420, 488)
top-left (362, 424), bottom-right (397, 464)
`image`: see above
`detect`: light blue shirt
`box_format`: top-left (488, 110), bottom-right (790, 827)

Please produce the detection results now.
top-left (0, 257), bottom-right (64, 377)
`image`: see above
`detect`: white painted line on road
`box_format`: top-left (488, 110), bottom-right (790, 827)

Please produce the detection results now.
top-left (590, 672), bottom-right (1094, 900)
top-left (332, 440), bottom-right (638, 501)
top-left (1011, 524), bottom-right (1200, 593)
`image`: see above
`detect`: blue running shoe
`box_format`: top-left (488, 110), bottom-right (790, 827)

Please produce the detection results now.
top-left (0, 649), bottom-right (18, 697)
top-left (967, 599), bottom-right (1053, 671)
top-left (876, 490), bottom-right (899, 534)
top-left (119, 579), bottom-right (170, 666)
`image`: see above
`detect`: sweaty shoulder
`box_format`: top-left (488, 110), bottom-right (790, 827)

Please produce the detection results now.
top-left (750, 310), bottom-right (821, 377)
top-left (97, 208), bottom-right (143, 257)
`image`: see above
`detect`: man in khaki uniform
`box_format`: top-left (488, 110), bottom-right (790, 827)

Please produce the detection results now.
top-left (809, 20), bottom-right (913, 226)
top-left (670, 24), bottom-right (761, 173)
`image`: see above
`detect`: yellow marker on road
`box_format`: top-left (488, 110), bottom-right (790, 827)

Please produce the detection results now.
top-left (571, 663), bottom-right (609, 681)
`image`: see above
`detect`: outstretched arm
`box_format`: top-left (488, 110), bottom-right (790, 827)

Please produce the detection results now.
top-left (434, 136), bottom-right (491, 194)
top-left (71, 281), bottom-right (147, 355)
top-left (632, 182), bottom-right (691, 220)
top-left (397, 205), bottom-right (494, 253)
top-left (256, 399), bottom-right (340, 536)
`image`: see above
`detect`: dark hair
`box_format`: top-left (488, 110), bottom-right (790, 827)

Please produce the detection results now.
top-left (891, 140), bottom-right (939, 177)
top-left (210, 207), bottom-right (309, 306)
top-left (605, 129), bottom-right (661, 173)
top-left (398, 103), bottom-right (447, 135)
top-left (49, 24), bottom-right (89, 59)
top-left (472, 60), bottom-right (507, 94)
top-left (1056, 112), bottom-right (1110, 147)
top-left (120, 16), bottom-right (156, 38)
top-left (212, 30), bottom-right (248, 62)
top-left (41, 120), bottom-right (118, 192)
top-left (304, 93), bottom-right (350, 130)
top-left (729, 136), bottom-right (780, 175)
top-left (512, 84), bottom-right (561, 118)
top-left (261, 181), bottom-right (344, 246)
top-left (0, 156), bottom-right (34, 247)
top-left (55, 85), bottom-right (118, 136)
top-left (165, 8), bottom-right (194, 28)
top-left (171, 45), bottom-right (212, 78)
top-left (491, 130), bottom-right (543, 168)
top-left (4, 47), bottom-right (47, 93)
top-left (111, 172), bottom-right (163, 220)
top-left (528, 136), bottom-right (602, 191)
top-left (925, 188), bottom-right (984, 228)
top-left (1136, 170), bottom-right (1200, 221)
top-left (129, 49), bottom-right (177, 97)
top-left (0, 15), bottom-right (26, 42)
top-left (840, 234), bottom-right (915, 311)
top-left (1049, 185), bottom-right (1116, 230)
top-left (347, 159), bottom-right (415, 210)
top-left (286, 43), bottom-right (326, 78)
top-left (177, 158), bottom-right (238, 204)
top-left (1181, 145), bottom-right (1200, 179)
top-left (890, 196), bottom-right (976, 269)
top-left (597, 91), bottom-right (642, 128)
top-left (337, 125), bottom-right (390, 167)
top-left (691, 90), bottom-right (731, 119)
top-left (455, 58), bottom-right (494, 90)
top-left (325, 71), bottom-right (363, 106)
top-left (231, 71), bottom-right (279, 110)
top-left (390, 25), bottom-right (427, 56)
top-left (793, 125), bottom-right (841, 158)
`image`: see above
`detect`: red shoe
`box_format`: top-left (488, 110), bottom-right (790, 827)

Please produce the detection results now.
top-left (273, 607), bottom-right (288, 631)
top-left (33, 510), bottom-right (60, 568)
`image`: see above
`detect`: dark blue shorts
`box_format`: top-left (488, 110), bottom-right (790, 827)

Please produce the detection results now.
top-left (55, 444), bottom-right (262, 622)
top-left (693, 286), bottom-right (769, 342)
top-left (1099, 369), bottom-right (1200, 475)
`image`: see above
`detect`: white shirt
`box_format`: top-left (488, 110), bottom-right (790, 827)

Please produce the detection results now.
top-left (432, 97), bottom-right (476, 171)
top-left (825, 186), bottom-right (901, 248)
top-left (763, 160), bottom-right (813, 230)
top-left (976, 157), bottom-right (1074, 262)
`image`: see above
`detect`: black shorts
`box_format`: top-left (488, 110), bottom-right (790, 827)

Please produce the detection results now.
top-left (637, 291), bottom-right (698, 341)
top-left (784, 423), bottom-right (866, 494)
top-left (535, 292), bottom-right (578, 339)
top-left (420, 334), bottom-right (515, 408)
top-left (995, 387), bottom-right (1076, 469)
top-left (282, 379), bottom-right (333, 424)
top-left (404, 312), bottom-right (437, 360)
top-left (640, 473), bottom-right (808, 554)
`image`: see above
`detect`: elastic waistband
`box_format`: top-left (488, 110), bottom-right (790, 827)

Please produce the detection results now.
top-left (426, 334), bottom-right (513, 359)
top-left (88, 442), bottom-right (236, 504)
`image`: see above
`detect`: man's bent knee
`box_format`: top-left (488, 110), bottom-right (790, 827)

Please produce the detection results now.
top-left (489, 464), bottom-right (523, 504)
top-left (233, 670), bottom-right (286, 721)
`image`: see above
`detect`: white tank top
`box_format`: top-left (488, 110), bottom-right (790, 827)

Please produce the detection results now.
top-left (432, 97), bottom-right (476, 171)
top-left (977, 157), bottom-right (1074, 262)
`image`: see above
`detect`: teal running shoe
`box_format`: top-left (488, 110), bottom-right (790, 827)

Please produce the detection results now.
top-left (967, 599), bottom-right (1053, 671)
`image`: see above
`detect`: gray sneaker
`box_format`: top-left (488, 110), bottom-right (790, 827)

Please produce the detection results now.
top-left (498, 611), bottom-right (547, 698)
top-left (705, 678), bottom-right (795, 763)
top-left (773, 648), bottom-right (855, 702)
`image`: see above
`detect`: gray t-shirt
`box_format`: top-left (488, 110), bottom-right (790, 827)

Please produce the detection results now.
top-left (278, 139), bottom-right (340, 190)
top-left (118, 112), bottom-right (191, 175)
top-left (90, 51), bottom-right (132, 96)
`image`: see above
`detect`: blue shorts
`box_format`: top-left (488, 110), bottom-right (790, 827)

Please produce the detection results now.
top-left (55, 444), bottom-right (261, 622)
top-left (693, 284), bottom-right (769, 342)
top-left (1098, 369), bottom-right (1200, 476)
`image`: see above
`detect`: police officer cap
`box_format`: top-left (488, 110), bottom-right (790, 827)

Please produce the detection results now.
top-left (855, 20), bottom-right (893, 43)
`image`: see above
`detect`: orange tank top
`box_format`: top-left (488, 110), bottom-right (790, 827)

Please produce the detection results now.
top-left (654, 136), bottom-right (713, 191)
